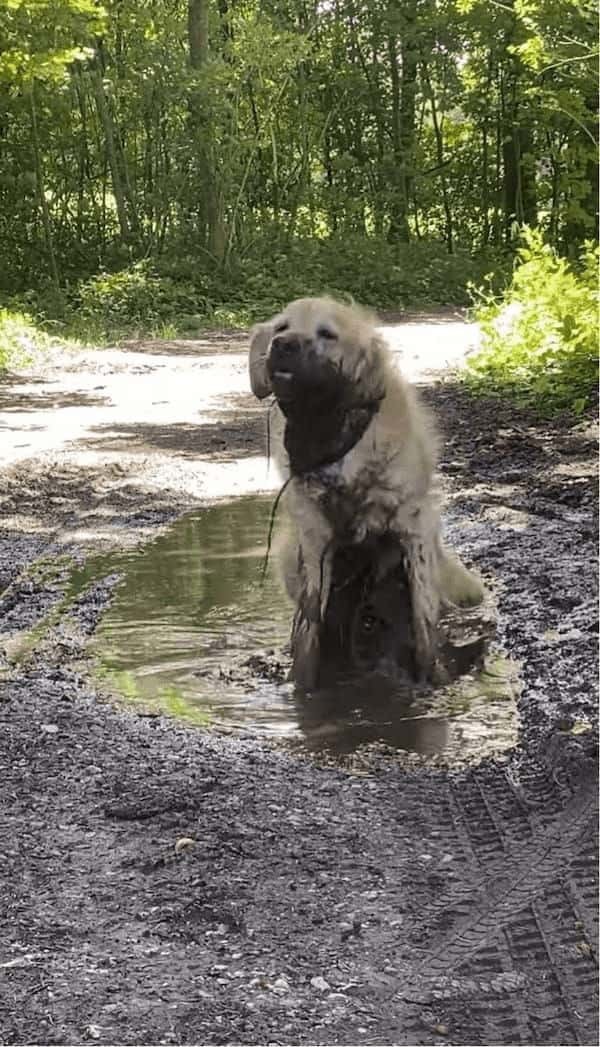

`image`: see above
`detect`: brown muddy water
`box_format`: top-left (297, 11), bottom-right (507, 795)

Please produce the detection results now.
top-left (71, 496), bottom-right (520, 762)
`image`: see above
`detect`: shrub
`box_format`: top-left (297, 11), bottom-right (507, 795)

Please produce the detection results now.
top-left (0, 307), bottom-right (51, 370)
top-left (216, 233), bottom-right (507, 315)
top-left (75, 263), bottom-right (204, 330)
top-left (466, 229), bottom-right (599, 414)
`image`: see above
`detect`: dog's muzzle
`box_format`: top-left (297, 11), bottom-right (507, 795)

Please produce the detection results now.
top-left (267, 333), bottom-right (324, 404)
top-left (266, 332), bottom-right (384, 475)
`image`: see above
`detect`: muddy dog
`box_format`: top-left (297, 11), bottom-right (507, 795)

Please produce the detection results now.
top-left (249, 296), bottom-right (484, 690)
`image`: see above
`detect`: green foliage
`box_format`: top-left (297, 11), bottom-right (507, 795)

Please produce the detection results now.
top-left (75, 265), bottom-right (204, 329)
top-left (466, 229), bottom-right (599, 414)
top-left (0, 307), bottom-right (52, 370)
top-left (0, 0), bottom-right (596, 376)
top-left (43, 238), bottom-right (507, 339)
top-left (0, 0), bottom-right (103, 84)
top-left (0, 0), bottom-right (597, 294)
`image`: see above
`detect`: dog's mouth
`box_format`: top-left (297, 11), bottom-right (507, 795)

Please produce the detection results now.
top-left (270, 370), bottom-right (298, 406)
top-left (266, 351), bottom-right (385, 473)
top-left (268, 351), bottom-right (345, 407)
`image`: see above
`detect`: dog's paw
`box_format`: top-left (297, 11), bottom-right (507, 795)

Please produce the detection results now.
top-left (439, 551), bottom-right (485, 608)
top-left (291, 618), bottom-right (321, 692)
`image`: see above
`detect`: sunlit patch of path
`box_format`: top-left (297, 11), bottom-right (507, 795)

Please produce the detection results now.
top-left (0, 313), bottom-right (480, 503)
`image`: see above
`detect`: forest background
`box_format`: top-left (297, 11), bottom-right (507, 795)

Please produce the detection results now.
top-left (0, 0), bottom-right (597, 411)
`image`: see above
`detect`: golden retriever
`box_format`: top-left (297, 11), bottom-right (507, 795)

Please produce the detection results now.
top-left (249, 296), bottom-right (484, 689)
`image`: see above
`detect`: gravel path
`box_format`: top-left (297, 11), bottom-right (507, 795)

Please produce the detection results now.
top-left (0, 315), bottom-right (597, 1046)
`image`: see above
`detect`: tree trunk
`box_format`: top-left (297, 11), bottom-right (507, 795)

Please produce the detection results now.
top-left (30, 82), bottom-right (60, 289)
top-left (563, 88), bottom-right (599, 249)
top-left (480, 52), bottom-right (494, 248)
top-left (518, 122), bottom-right (537, 226)
top-left (91, 64), bottom-right (131, 244)
top-left (502, 116), bottom-right (537, 238)
top-left (500, 47), bottom-right (537, 241)
top-left (188, 0), bottom-right (226, 261)
top-left (388, 28), bottom-right (404, 240)
top-left (188, 0), bottom-right (209, 66)
top-left (493, 66), bottom-right (504, 245)
top-left (387, 0), bottom-right (418, 243)
top-left (421, 61), bottom-right (453, 252)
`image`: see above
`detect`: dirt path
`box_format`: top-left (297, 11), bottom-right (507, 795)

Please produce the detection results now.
top-left (0, 311), bottom-right (479, 546)
top-left (0, 315), bottom-right (597, 1046)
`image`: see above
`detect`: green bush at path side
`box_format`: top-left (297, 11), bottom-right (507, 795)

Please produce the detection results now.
top-left (0, 307), bottom-right (54, 370)
top-left (466, 229), bottom-right (599, 415)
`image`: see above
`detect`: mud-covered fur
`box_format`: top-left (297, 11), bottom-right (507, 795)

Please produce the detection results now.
top-left (249, 296), bottom-right (484, 688)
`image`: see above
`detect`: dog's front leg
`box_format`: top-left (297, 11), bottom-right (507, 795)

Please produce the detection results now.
top-left (288, 494), bottom-right (334, 691)
top-left (405, 531), bottom-right (441, 681)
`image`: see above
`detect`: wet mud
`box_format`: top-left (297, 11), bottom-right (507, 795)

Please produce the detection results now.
top-left (0, 323), bottom-right (598, 1046)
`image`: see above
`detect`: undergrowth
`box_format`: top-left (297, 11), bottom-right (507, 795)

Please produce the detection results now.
top-left (2, 236), bottom-right (507, 350)
top-left (466, 230), bottom-right (599, 415)
top-left (0, 307), bottom-right (54, 370)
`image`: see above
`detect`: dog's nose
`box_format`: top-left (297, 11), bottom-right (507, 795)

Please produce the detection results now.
top-left (270, 333), bottom-right (303, 357)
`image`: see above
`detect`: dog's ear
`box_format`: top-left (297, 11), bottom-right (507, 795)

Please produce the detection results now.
top-left (353, 333), bottom-right (387, 403)
top-left (248, 322), bottom-right (273, 399)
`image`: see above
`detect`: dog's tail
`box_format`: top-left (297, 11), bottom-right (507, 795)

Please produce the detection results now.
top-left (438, 543), bottom-right (485, 608)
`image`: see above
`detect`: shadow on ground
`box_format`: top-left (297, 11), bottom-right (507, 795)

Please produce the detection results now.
top-left (85, 408), bottom-right (264, 461)
top-left (0, 462), bottom-right (190, 539)
top-left (0, 388), bottom-right (111, 413)
top-left (120, 331), bottom-right (248, 357)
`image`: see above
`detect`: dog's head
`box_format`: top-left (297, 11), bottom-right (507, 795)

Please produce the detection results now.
top-left (249, 297), bottom-right (387, 410)
top-left (249, 298), bottom-right (387, 473)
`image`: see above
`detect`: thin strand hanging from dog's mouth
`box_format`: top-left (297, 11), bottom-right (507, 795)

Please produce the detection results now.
top-left (266, 396), bottom-right (278, 475)
top-left (261, 476), bottom-right (292, 583)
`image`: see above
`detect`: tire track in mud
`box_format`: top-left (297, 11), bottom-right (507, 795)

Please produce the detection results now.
top-left (397, 765), bottom-right (598, 1045)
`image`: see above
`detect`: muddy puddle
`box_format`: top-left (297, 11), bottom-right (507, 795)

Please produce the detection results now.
top-left (71, 496), bottom-right (521, 762)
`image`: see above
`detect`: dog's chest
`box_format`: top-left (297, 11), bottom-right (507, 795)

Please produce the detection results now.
top-left (304, 461), bottom-right (394, 542)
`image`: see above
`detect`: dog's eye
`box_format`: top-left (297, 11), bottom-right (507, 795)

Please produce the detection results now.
top-left (274, 321), bottom-right (289, 334)
top-left (317, 325), bottom-right (337, 341)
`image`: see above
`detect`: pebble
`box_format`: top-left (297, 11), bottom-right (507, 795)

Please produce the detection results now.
top-left (174, 836), bottom-right (195, 855)
top-left (272, 975), bottom-right (290, 994)
top-left (310, 975), bottom-right (330, 992)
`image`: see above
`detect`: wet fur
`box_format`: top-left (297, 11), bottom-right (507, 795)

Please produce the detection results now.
top-left (249, 297), bottom-right (484, 687)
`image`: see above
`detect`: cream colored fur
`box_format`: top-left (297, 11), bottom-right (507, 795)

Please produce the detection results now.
top-left (249, 297), bottom-right (484, 683)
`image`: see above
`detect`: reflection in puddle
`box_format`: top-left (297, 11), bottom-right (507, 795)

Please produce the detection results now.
top-left (295, 657), bottom-right (519, 757)
top-left (72, 496), bottom-right (520, 762)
